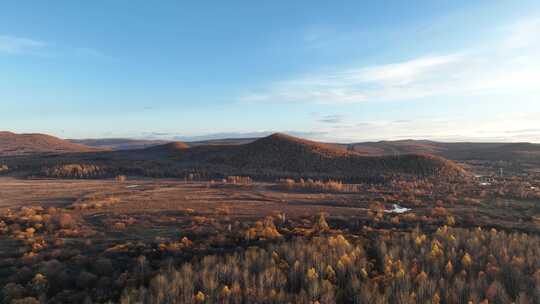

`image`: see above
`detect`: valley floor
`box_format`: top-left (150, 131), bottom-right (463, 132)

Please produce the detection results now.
top-left (0, 177), bottom-right (539, 303)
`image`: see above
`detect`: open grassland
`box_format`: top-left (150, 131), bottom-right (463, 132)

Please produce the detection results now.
top-left (0, 177), bottom-right (376, 217)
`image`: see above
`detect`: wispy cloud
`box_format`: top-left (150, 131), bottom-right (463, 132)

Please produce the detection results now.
top-left (317, 114), bottom-right (345, 124)
top-left (239, 54), bottom-right (466, 104)
top-left (0, 34), bottom-right (107, 59)
top-left (352, 54), bottom-right (462, 85)
top-left (241, 17), bottom-right (540, 104)
top-left (305, 111), bottom-right (540, 143)
top-left (0, 35), bottom-right (46, 54)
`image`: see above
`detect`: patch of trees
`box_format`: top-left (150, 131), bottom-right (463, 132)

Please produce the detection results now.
top-left (226, 176), bottom-right (252, 185)
top-left (278, 178), bottom-right (362, 193)
top-left (41, 164), bottom-right (109, 178)
top-left (121, 227), bottom-right (540, 304)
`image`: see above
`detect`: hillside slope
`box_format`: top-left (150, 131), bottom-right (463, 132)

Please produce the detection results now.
top-left (0, 131), bottom-right (102, 156)
top-left (208, 133), bottom-right (467, 180)
top-left (141, 141), bottom-right (190, 156)
top-left (67, 133), bottom-right (540, 163)
top-left (68, 138), bottom-right (171, 150)
top-left (349, 140), bottom-right (540, 162)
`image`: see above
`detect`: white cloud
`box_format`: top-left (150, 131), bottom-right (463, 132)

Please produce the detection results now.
top-left (0, 35), bottom-right (46, 54)
top-left (240, 18), bottom-right (540, 105)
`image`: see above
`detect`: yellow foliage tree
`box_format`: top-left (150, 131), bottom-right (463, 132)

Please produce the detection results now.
top-left (462, 253), bottom-right (472, 268)
top-left (307, 267), bottom-right (319, 280)
top-left (445, 260), bottom-right (454, 275)
top-left (194, 291), bottom-right (205, 303)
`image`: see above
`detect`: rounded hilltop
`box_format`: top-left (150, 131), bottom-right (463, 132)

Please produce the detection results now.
top-left (2, 131), bottom-right (469, 182)
top-left (246, 132), bottom-right (350, 157)
top-left (0, 131), bottom-right (102, 156)
top-left (224, 133), bottom-right (467, 180)
top-left (143, 141), bottom-right (190, 153)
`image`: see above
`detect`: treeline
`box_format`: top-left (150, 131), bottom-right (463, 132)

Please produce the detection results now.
top-left (41, 164), bottom-right (109, 178)
top-left (278, 178), bottom-right (362, 193)
top-left (39, 164), bottom-right (204, 180)
top-left (36, 162), bottom-right (389, 184)
top-left (121, 227), bottom-right (540, 304)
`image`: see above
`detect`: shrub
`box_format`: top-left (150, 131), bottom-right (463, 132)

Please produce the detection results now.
top-left (93, 258), bottom-right (114, 276)
top-left (57, 213), bottom-right (76, 229)
top-left (245, 217), bottom-right (281, 240)
top-left (113, 222), bottom-right (126, 230)
top-left (431, 206), bottom-right (448, 217)
top-left (77, 271), bottom-right (98, 290)
top-left (11, 297), bottom-right (40, 304)
top-left (29, 273), bottom-right (48, 295)
top-left (2, 283), bottom-right (25, 303)
top-left (313, 213), bottom-right (330, 232)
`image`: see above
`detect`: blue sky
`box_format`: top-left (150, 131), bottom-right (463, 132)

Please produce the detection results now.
top-left (1, 1), bottom-right (540, 142)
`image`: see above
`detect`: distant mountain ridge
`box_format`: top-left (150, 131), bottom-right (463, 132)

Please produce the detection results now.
top-left (68, 137), bottom-right (254, 150)
top-left (68, 138), bottom-right (172, 150)
top-left (109, 133), bottom-right (468, 181)
top-left (69, 135), bottom-right (540, 163)
top-left (349, 140), bottom-right (540, 162)
top-left (1, 132), bottom-right (467, 181)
